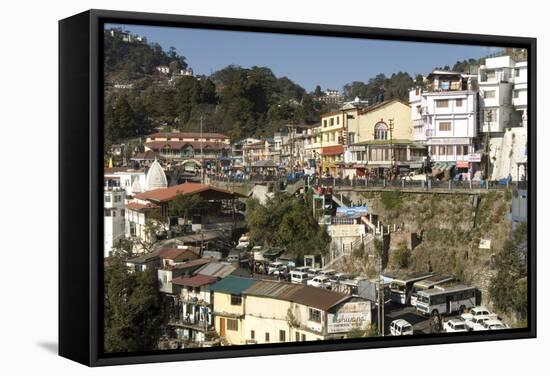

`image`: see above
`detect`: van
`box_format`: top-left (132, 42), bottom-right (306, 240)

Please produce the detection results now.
top-left (390, 319), bottom-right (413, 336)
top-left (290, 271), bottom-right (309, 284)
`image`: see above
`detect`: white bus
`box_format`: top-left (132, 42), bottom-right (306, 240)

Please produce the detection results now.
top-left (410, 274), bottom-right (455, 307)
top-left (387, 272), bottom-right (435, 305)
top-left (415, 284), bottom-right (478, 316)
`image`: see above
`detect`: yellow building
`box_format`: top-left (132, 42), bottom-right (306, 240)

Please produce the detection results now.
top-left (345, 99), bottom-right (426, 178)
top-left (319, 107), bottom-right (360, 176)
top-left (242, 280), bottom-right (372, 344)
top-left (209, 276), bottom-right (257, 345)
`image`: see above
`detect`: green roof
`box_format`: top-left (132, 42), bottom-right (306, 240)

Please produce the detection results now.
top-left (208, 276), bottom-right (257, 295)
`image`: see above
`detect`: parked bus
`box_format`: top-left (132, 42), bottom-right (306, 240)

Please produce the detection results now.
top-left (415, 284), bottom-right (478, 316)
top-left (410, 274), bottom-right (455, 307)
top-left (387, 271), bottom-right (435, 305)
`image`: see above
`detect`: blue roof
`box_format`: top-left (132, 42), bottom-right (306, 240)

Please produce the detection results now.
top-left (208, 276), bottom-right (257, 295)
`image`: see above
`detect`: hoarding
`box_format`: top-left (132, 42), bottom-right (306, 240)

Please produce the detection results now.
top-left (327, 301), bottom-right (371, 334)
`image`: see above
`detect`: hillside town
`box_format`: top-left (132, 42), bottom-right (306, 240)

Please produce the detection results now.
top-left (103, 33), bottom-right (529, 351)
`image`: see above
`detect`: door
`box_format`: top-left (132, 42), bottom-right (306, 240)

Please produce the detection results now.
top-left (220, 317), bottom-right (226, 337)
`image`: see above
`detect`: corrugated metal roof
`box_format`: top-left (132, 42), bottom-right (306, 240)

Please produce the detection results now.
top-left (244, 280), bottom-right (350, 311)
top-left (208, 276), bottom-right (257, 295)
top-left (196, 262), bottom-right (237, 278)
top-left (288, 285), bottom-right (350, 311)
top-left (244, 280), bottom-right (305, 301)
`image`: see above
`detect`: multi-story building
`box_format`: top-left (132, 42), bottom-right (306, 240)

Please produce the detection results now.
top-left (409, 70), bottom-right (479, 178)
top-left (315, 89), bottom-right (344, 105)
top-left (144, 132), bottom-right (230, 163)
top-left (209, 276), bottom-right (257, 345)
top-left (478, 55), bottom-right (528, 180)
top-left (103, 186), bottom-right (126, 257)
top-left (209, 278), bottom-right (372, 345)
top-left (345, 99), bottom-right (426, 178)
top-left (242, 139), bottom-right (273, 167)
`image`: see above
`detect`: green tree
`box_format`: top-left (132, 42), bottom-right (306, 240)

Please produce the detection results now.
top-left (104, 259), bottom-right (167, 352)
top-left (488, 223), bottom-right (528, 321)
top-left (245, 194), bottom-right (330, 259)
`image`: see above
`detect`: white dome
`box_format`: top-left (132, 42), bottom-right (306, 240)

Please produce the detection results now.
top-left (131, 177), bottom-right (143, 194)
top-left (145, 160), bottom-right (168, 191)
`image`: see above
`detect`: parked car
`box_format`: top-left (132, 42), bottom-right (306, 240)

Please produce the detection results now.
top-left (294, 266), bottom-right (310, 274)
top-left (465, 316), bottom-right (492, 331)
top-left (226, 249), bottom-right (240, 263)
top-left (329, 272), bottom-right (352, 284)
top-left (267, 261), bottom-right (286, 275)
top-left (444, 319), bottom-right (468, 333)
top-left (318, 269), bottom-right (336, 278)
top-left (481, 319), bottom-right (508, 330)
top-left (307, 275), bottom-right (331, 289)
top-left (390, 319), bottom-right (413, 336)
top-left (307, 268), bottom-right (320, 279)
top-left (460, 306), bottom-right (498, 321)
top-left (290, 271), bottom-right (310, 284)
top-left (236, 235), bottom-right (250, 250)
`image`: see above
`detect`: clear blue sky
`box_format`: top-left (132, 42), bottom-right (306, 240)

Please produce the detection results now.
top-left (108, 23), bottom-right (502, 92)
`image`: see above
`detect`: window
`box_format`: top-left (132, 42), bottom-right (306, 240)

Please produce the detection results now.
top-left (295, 332), bottom-right (300, 342)
top-left (114, 195), bottom-right (122, 203)
top-left (348, 132), bottom-right (355, 145)
top-left (329, 118), bottom-right (334, 126)
top-left (484, 90), bottom-right (495, 99)
top-left (104, 195), bottom-right (111, 203)
top-left (130, 222), bottom-right (136, 237)
top-left (330, 132), bottom-right (335, 141)
top-left (302, 334), bottom-right (306, 341)
top-left (120, 209), bottom-right (125, 217)
top-left (455, 99), bottom-right (463, 107)
top-left (374, 122), bottom-right (388, 140)
top-left (446, 145), bottom-right (454, 156)
top-left (250, 330), bottom-right (255, 340)
top-left (436, 100), bottom-right (449, 108)
top-left (439, 122), bottom-right (452, 132)
top-left (230, 294), bottom-right (242, 306)
top-left (227, 319), bottom-right (238, 331)
top-left (439, 146), bottom-right (446, 156)
top-left (279, 330), bottom-right (286, 342)
top-left (486, 70), bottom-right (496, 80)
top-left (309, 308), bottom-right (322, 323)
top-left (336, 116), bottom-right (340, 125)
top-left (416, 105), bottom-right (421, 114)
top-left (265, 332), bottom-right (270, 342)
top-left (430, 146), bottom-right (437, 156)
top-left (323, 120), bottom-right (327, 127)
top-left (515, 68), bottom-right (520, 77)
top-left (513, 90), bottom-right (519, 98)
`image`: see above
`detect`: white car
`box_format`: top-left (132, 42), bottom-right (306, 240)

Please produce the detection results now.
top-left (307, 268), bottom-right (320, 279)
top-left (482, 319), bottom-right (508, 330)
top-left (465, 316), bottom-right (492, 331)
top-left (290, 271), bottom-right (310, 284)
top-left (444, 319), bottom-right (468, 333)
top-left (307, 275), bottom-right (331, 289)
top-left (267, 261), bottom-right (286, 275)
top-left (236, 235), bottom-right (250, 249)
top-left (390, 319), bottom-right (413, 336)
top-left (460, 306), bottom-right (498, 321)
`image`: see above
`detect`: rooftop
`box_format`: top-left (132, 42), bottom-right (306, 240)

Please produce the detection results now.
top-left (208, 276), bottom-right (257, 295)
top-left (133, 182), bottom-right (243, 203)
top-left (171, 274), bottom-right (218, 288)
top-left (147, 132), bottom-right (230, 139)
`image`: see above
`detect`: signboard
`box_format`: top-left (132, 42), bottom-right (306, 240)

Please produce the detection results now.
top-left (468, 153), bottom-right (482, 162)
top-left (479, 238), bottom-right (492, 250)
top-left (330, 224), bottom-right (365, 238)
top-left (335, 206), bottom-right (368, 218)
top-left (456, 161), bottom-right (469, 168)
top-left (327, 301), bottom-right (371, 334)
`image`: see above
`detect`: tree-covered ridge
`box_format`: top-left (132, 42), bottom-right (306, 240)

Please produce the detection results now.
top-left (104, 28), bottom-right (188, 82)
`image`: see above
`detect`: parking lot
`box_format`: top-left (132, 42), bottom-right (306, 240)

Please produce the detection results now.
top-left (376, 303), bottom-right (463, 335)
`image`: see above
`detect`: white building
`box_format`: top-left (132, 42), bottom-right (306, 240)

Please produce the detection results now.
top-left (104, 168), bottom-right (147, 196)
top-left (409, 70), bottom-right (479, 177)
top-left (104, 187), bottom-right (126, 257)
top-left (478, 55), bottom-right (528, 180)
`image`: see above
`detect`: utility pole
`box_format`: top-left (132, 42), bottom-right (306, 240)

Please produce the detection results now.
top-left (388, 118), bottom-right (395, 180)
top-left (200, 115), bottom-right (204, 184)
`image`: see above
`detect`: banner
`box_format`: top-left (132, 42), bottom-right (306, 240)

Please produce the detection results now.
top-left (335, 206), bottom-right (368, 218)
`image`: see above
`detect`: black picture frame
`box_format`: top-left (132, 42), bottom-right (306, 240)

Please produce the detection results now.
top-left (59, 9), bottom-right (537, 367)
